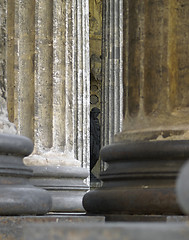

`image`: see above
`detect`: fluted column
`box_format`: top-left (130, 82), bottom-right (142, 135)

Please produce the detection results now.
top-left (101, 0), bottom-right (123, 147)
top-left (116, 0), bottom-right (189, 142)
top-left (0, 0), bottom-right (16, 134)
top-left (6, 0), bottom-right (90, 212)
top-left (83, 0), bottom-right (189, 217)
top-left (0, 0), bottom-right (51, 215)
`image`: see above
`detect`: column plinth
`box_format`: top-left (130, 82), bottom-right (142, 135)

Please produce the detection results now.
top-left (0, 134), bottom-right (52, 215)
top-left (83, 0), bottom-right (189, 217)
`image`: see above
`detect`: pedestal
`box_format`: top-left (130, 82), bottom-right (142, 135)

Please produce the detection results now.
top-left (83, 141), bottom-right (189, 215)
top-left (0, 134), bottom-right (52, 215)
top-left (30, 166), bottom-right (88, 212)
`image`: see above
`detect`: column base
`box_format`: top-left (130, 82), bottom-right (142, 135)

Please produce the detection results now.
top-left (0, 134), bottom-right (52, 215)
top-left (176, 160), bottom-right (189, 214)
top-left (30, 166), bottom-right (89, 212)
top-left (83, 140), bottom-right (189, 215)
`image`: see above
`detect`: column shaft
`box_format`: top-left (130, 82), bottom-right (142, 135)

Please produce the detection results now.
top-left (117, 0), bottom-right (189, 142)
top-left (101, 0), bottom-right (123, 146)
top-left (34, 0), bottom-right (53, 151)
top-left (14, 0), bottom-right (35, 139)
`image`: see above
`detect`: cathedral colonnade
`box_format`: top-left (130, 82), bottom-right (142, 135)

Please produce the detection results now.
top-left (2, 0), bottom-right (189, 220)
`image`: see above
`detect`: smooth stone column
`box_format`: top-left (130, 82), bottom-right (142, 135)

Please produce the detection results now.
top-left (83, 0), bottom-right (189, 216)
top-left (6, 0), bottom-right (90, 212)
top-left (0, 0), bottom-right (51, 215)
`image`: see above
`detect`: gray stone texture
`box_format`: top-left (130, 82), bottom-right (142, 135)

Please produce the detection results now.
top-left (0, 134), bottom-right (52, 215)
top-left (23, 222), bottom-right (189, 240)
top-left (30, 166), bottom-right (88, 212)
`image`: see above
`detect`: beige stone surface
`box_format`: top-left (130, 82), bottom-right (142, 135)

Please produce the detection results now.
top-left (115, 0), bottom-right (189, 142)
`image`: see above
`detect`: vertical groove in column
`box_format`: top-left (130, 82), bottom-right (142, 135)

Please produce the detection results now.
top-left (65, 0), bottom-right (75, 153)
top-left (73, 0), bottom-right (78, 159)
top-left (102, 0), bottom-right (109, 147)
top-left (101, 0), bottom-right (105, 148)
top-left (52, 0), bottom-right (66, 150)
top-left (169, 0), bottom-right (189, 111)
top-left (119, 0), bottom-right (123, 132)
top-left (108, 0), bottom-right (114, 143)
top-left (0, 0), bottom-right (7, 108)
top-left (81, 0), bottom-right (90, 169)
top-left (6, 0), bottom-right (15, 123)
top-left (101, 0), bottom-right (123, 146)
top-left (34, 0), bottom-right (53, 151)
top-left (123, 0), bottom-right (129, 120)
top-left (73, 0), bottom-right (90, 168)
top-left (1, 0), bottom-right (16, 134)
top-left (76, 0), bottom-right (83, 165)
top-left (114, 0), bottom-right (123, 134)
top-left (144, 1), bottom-right (169, 115)
top-left (14, 0), bottom-right (35, 139)
top-left (127, 0), bottom-right (144, 118)
top-left (0, 0), bottom-right (7, 128)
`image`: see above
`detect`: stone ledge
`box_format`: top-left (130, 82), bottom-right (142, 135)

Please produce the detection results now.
top-left (23, 222), bottom-right (189, 240)
top-left (0, 214), bottom-right (105, 240)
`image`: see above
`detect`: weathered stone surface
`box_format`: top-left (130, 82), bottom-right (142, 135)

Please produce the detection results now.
top-left (115, 0), bottom-right (189, 143)
top-left (0, 0), bottom-right (16, 134)
top-left (6, 0), bottom-right (90, 170)
top-left (0, 215), bottom-right (105, 240)
top-left (23, 222), bottom-right (189, 240)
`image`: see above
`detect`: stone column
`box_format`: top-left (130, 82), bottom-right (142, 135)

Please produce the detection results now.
top-left (7, 0), bottom-right (90, 212)
top-left (83, 0), bottom-right (189, 217)
top-left (0, 0), bottom-right (51, 215)
top-left (101, 0), bottom-right (123, 147)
